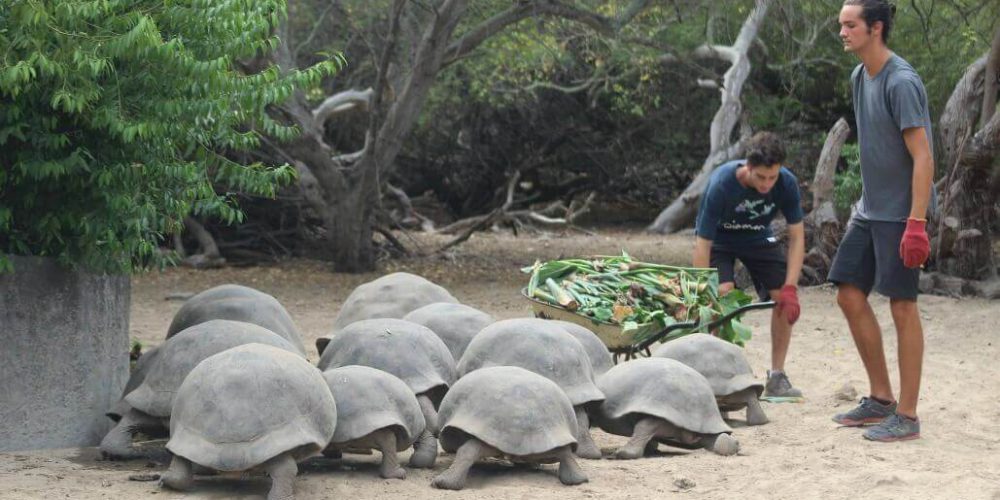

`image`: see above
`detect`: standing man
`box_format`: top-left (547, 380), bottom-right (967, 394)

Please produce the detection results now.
top-left (694, 131), bottom-right (806, 400)
top-left (829, 0), bottom-right (935, 442)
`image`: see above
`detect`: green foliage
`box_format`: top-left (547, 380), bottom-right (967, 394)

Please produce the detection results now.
top-left (834, 143), bottom-right (863, 219)
top-left (0, 0), bottom-right (342, 273)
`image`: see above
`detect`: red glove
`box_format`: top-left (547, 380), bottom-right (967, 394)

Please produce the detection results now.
top-left (776, 284), bottom-right (800, 325)
top-left (899, 218), bottom-right (930, 269)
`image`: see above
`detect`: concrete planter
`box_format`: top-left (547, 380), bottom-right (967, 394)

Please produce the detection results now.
top-left (0, 256), bottom-right (129, 452)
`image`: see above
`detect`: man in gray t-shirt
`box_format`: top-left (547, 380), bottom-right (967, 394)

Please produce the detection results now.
top-left (828, 0), bottom-right (934, 443)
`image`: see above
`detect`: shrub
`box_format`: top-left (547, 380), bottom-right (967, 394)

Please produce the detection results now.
top-left (0, 0), bottom-right (341, 273)
top-left (834, 143), bottom-right (862, 219)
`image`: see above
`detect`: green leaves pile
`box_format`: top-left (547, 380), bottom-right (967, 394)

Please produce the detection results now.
top-left (523, 251), bottom-right (754, 346)
top-left (0, 0), bottom-right (343, 273)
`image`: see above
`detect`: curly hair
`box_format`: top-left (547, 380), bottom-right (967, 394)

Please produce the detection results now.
top-left (745, 132), bottom-right (786, 168)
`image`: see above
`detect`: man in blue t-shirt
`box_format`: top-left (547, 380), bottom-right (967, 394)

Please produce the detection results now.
top-left (694, 131), bottom-right (806, 400)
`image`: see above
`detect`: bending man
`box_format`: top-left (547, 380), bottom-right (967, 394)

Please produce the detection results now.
top-left (693, 131), bottom-right (806, 398)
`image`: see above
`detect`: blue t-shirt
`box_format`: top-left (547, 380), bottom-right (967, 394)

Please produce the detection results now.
top-left (695, 160), bottom-right (804, 247)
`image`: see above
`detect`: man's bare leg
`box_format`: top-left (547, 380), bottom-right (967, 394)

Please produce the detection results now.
top-left (768, 289), bottom-right (792, 371)
top-left (889, 298), bottom-right (923, 418)
top-left (837, 284), bottom-right (894, 403)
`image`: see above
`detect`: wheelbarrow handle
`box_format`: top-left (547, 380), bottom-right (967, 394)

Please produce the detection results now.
top-left (634, 300), bottom-right (776, 352)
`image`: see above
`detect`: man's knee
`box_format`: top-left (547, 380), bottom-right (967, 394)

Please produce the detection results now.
top-left (889, 298), bottom-right (918, 317)
top-left (836, 284), bottom-right (868, 313)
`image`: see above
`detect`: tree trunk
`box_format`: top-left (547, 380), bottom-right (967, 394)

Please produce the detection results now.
top-left (647, 0), bottom-right (772, 234)
top-left (980, 26), bottom-right (1000, 130)
top-left (272, 2), bottom-right (660, 270)
top-left (798, 118), bottom-right (850, 284)
top-left (936, 41), bottom-right (1000, 280)
top-left (326, 179), bottom-right (376, 273)
top-left (810, 117), bottom-right (850, 209)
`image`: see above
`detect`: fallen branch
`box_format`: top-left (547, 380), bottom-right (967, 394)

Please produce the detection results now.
top-left (385, 182), bottom-right (435, 231)
top-left (181, 217), bottom-right (226, 268)
top-left (435, 171), bottom-right (521, 252)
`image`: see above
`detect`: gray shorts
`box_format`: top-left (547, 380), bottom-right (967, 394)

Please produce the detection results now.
top-left (827, 218), bottom-right (920, 300)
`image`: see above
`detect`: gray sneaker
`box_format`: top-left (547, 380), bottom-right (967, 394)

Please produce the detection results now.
top-left (764, 370), bottom-right (803, 398)
top-left (863, 413), bottom-right (920, 442)
top-left (832, 397), bottom-right (896, 427)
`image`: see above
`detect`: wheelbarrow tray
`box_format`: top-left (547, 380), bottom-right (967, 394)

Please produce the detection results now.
top-left (522, 288), bottom-right (775, 358)
top-left (522, 288), bottom-right (661, 349)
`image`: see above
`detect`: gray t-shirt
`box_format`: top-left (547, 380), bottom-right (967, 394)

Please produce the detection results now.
top-left (851, 54), bottom-right (936, 222)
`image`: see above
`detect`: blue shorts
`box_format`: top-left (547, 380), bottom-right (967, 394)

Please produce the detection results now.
top-left (827, 218), bottom-right (920, 300)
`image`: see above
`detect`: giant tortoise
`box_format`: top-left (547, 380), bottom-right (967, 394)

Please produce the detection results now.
top-left (548, 320), bottom-right (614, 377)
top-left (652, 333), bottom-right (768, 425)
top-left (594, 358), bottom-right (739, 459)
top-left (166, 284), bottom-right (306, 355)
top-left (457, 318), bottom-right (604, 459)
top-left (317, 272), bottom-right (458, 354)
top-left (431, 366), bottom-right (587, 490)
top-left (160, 343), bottom-right (336, 500)
top-left (317, 318), bottom-right (456, 468)
top-left (99, 320), bottom-right (301, 459)
top-left (402, 302), bottom-right (495, 361)
top-left (321, 365), bottom-right (426, 479)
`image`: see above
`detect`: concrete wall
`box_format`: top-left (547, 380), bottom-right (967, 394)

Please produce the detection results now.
top-left (0, 256), bottom-right (130, 452)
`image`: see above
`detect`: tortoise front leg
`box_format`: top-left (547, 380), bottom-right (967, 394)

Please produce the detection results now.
top-left (556, 445), bottom-right (588, 485)
top-left (743, 389), bottom-right (769, 426)
top-left (615, 417), bottom-right (661, 459)
top-left (371, 428), bottom-right (406, 479)
top-left (700, 433), bottom-right (740, 456)
top-left (159, 455), bottom-right (194, 492)
top-left (431, 438), bottom-right (495, 490)
top-left (263, 453), bottom-right (298, 500)
top-left (409, 394), bottom-right (439, 468)
top-left (573, 406), bottom-right (602, 459)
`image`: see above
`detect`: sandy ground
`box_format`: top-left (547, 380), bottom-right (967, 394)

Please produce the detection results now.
top-left (2, 229), bottom-right (1000, 499)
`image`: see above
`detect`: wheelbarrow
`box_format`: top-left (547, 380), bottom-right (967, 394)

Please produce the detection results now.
top-left (522, 287), bottom-right (775, 363)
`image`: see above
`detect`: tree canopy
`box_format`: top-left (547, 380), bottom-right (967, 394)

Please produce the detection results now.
top-left (0, 0), bottom-right (340, 273)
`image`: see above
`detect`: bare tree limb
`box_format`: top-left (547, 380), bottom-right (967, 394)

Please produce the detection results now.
top-left (375, 225), bottom-right (412, 256)
top-left (293, 1), bottom-right (339, 59)
top-left (311, 88), bottom-right (374, 127)
top-left (981, 25), bottom-right (1000, 129)
top-left (442, 0), bottom-right (653, 67)
top-left (181, 217), bottom-right (226, 268)
top-left (435, 171), bottom-right (521, 252)
top-left (386, 182), bottom-right (435, 231)
top-left (939, 55), bottom-right (987, 170)
top-left (811, 117), bottom-right (851, 208)
top-left (647, 0), bottom-right (773, 233)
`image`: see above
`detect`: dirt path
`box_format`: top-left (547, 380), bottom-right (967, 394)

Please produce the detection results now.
top-left (2, 230), bottom-right (999, 499)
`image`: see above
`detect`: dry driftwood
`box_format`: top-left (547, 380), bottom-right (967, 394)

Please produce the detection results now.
top-left (433, 171), bottom-right (596, 253)
top-left (934, 34), bottom-right (1000, 281)
top-left (647, 0), bottom-right (773, 234)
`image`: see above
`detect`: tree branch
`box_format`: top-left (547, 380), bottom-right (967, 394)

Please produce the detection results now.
top-left (442, 0), bottom-right (648, 67)
top-left (980, 25), bottom-right (1000, 130)
top-left (435, 171), bottom-right (521, 252)
top-left (811, 117), bottom-right (851, 208)
top-left (647, 0), bottom-right (773, 234)
top-left (311, 88), bottom-right (374, 127)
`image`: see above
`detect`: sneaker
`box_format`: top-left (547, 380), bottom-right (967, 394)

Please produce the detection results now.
top-left (764, 370), bottom-right (803, 398)
top-left (832, 397), bottom-right (896, 427)
top-left (863, 413), bottom-right (921, 442)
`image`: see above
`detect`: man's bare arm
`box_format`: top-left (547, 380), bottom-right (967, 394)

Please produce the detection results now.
top-left (784, 222), bottom-right (805, 286)
top-left (693, 236), bottom-right (713, 268)
top-left (902, 126), bottom-right (934, 219)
